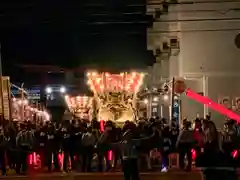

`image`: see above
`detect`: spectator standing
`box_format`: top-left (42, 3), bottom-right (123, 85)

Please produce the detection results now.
top-left (82, 126), bottom-right (95, 172)
top-left (176, 121), bottom-right (195, 171)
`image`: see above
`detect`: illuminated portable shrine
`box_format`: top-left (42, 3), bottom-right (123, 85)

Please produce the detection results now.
top-left (65, 95), bottom-right (93, 120)
top-left (87, 71), bottom-right (144, 123)
top-left (12, 98), bottom-right (50, 122)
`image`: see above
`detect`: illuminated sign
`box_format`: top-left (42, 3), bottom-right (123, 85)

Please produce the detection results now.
top-left (172, 96), bottom-right (180, 124)
top-left (11, 89), bottom-right (41, 100)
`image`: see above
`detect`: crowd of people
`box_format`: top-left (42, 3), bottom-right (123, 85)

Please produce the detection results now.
top-left (0, 116), bottom-right (239, 180)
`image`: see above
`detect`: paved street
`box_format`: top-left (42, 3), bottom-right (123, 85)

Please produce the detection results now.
top-left (0, 171), bottom-right (202, 180)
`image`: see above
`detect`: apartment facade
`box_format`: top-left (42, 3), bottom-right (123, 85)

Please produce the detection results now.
top-left (147, 0), bottom-right (240, 126)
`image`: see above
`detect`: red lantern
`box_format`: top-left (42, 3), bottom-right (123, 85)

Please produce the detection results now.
top-left (174, 79), bottom-right (186, 94)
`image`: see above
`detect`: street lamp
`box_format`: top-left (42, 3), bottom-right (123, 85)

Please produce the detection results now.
top-left (163, 94), bottom-right (169, 101)
top-left (174, 95), bottom-right (179, 100)
top-left (45, 87), bottom-right (52, 94)
top-left (60, 86), bottom-right (66, 93)
top-left (144, 99), bottom-right (148, 104)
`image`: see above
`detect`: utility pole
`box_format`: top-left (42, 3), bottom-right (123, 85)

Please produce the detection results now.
top-left (21, 83), bottom-right (24, 121)
top-left (170, 77), bottom-right (175, 124)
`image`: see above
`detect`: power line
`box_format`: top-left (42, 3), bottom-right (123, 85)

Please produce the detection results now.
top-left (147, 0), bottom-right (240, 5)
top-left (149, 28), bottom-right (240, 33)
top-left (148, 8), bottom-right (240, 14)
top-left (155, 17), bottom-right (240, 22)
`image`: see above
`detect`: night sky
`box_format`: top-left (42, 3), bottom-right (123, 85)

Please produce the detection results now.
top-left (1, 0), bottom-right (155, 78)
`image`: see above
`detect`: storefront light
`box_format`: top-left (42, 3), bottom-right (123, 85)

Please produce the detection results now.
top-left (144, 99), bottom-right (148, 104)
top-left (174, 95), bottom-right (179, 100)
top-left (163, 94), bottom-right (169, 100)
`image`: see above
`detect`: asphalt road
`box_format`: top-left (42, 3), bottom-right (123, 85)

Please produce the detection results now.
top-left (1, 171), bottom-right (202, 180)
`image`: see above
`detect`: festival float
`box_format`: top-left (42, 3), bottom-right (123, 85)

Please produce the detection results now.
top-left (0, 76), bottom-right (11, 120)
top-left (87, 71), bottom-right (144, 123)
top-left (64, 95), bottom-right (93, 121)
top-left (12, 98), bottom-right (50, 122)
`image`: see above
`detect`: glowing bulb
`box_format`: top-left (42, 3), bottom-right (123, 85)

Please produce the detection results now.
top-left (45, 87), bottom-right (52, 94)
top-left (60, 86), bottom-right (66, 93)
top-left (96, 78), bottom-right (101, 83)
top-left (90, 85), bottom-right (95, 91)
top-left (163, 95), bottom-right (169, 100)
top-left (120, 73), bottom-right (124, 76)
top-left (92, 72), bottom-right (97, 76)
top-left (144, 99), bottom-right (148, 104)
top-left (87, 80), bottom-right (91, 85)
top-left (153, 97), bottom-right (158, 101)
top-left (23, 100), bottom-right (28, 105)
top-left (44, 112), bottom-right (50, 121)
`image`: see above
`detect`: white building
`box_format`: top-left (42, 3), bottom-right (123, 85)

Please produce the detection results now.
top-left (147, 0), bottom-right (240, 126)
